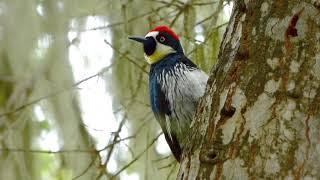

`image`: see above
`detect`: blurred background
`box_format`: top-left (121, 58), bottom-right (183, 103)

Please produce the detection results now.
top-left (0, 0), bottom-right (232, 179)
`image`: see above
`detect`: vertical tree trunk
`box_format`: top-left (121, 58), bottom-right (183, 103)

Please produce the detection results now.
top-left (179, 0), bottom-right (320, 179)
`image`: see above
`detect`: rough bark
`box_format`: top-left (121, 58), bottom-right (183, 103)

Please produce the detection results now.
top-left (178, 0), bottom-right (320, 179)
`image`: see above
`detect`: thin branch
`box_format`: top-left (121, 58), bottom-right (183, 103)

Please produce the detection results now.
top-left (81, 4), bottom-right (169, 32)
top-left (169, 6), bottom-right (184, 27)
top-left (122, 142), bottom-right (135, 159)
top-left (0, 135), bottom-right (134, 154)
top-left (104, 39), bottom-right (148, 74)
top-left (72, 155), bottom-right (98, 180)
top-left (182, 22), bottom-right (228, 46)
top-left (80, 107), bottom-right (124, 132)
top-left (123, 97), bottom-right (150, 107)
top-left (158, 160), bottom-right (176, 169)
top-left (186, 22), bottom-right (228, 56)
top-left (103, 113), bottom-right (127, 166)
top-left (151, 6), bottom-right (180, 25)
top-left (190, 1), bottom-right (218, 6)
top-left (152, 155), bottom-right (171, 162)
top-left (166, 162), bottom-right (178, 180)
top-left (0, 64), bottom-right (114, 118)
top-left (111, 133), bottom-right (162, 178)
top-left (0, 148), bottom-right (94, 154)
top-left (195, 12), bottom-right (216, 26)
top-left (151, 0), bottom-right (181, 8)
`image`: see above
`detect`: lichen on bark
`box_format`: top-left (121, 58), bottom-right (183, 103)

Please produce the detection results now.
top-left (178, 0), bottom-right (320, 179)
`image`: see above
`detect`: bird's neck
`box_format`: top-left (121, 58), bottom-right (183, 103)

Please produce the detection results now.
top-left (150, 53), bottom-right (182, 71)
top-left (146, 42), bottom-right (184, 65)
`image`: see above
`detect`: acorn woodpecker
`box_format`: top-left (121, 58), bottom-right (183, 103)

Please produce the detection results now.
top-left (129, 26), bottom-right (208, 161)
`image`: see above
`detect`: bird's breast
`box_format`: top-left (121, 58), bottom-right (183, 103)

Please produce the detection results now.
top-left (156, 64), bottom-right (208, 124)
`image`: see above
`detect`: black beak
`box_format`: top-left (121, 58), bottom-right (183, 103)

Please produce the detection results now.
top-left (128, 36), bottom-right (147, 43)
top-left (128, 36), bottom-right (157, 56)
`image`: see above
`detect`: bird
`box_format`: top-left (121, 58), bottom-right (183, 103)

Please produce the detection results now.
top-left (129, 25), bottom-right (208, 162)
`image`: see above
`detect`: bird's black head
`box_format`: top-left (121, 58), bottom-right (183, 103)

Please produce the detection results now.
top-left (129, 26), bottom-right (184, 64)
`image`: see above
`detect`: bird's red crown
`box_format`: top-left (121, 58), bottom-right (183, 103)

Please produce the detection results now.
top-left (150, 26), bottom-right (179, 40)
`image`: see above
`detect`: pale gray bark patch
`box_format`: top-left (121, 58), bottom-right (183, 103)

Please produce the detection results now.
top-left (267, 57), bottom-right (280, 70)
top-left (260, 2), bottom-right (270, 18)
top-left (222, 87), bottom-right (246, 144)
top-left (311, 54), bottom-right (320, 80)
top-left (244, 93), bottom-right (275, 141)
top-left (187, 149), bottom-right (201, 180)
top-left (178, 0), bottom-right (320, 179)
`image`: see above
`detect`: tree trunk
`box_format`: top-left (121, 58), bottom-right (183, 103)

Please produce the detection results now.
top-left (178, 0), bottom-right (320, 179)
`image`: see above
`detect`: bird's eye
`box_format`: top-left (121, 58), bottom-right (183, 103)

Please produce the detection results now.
top-left (159, 36), bottom-right (166, 43)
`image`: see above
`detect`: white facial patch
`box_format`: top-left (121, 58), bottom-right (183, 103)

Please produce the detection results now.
top-left (145, 31), bottom-right (159, 39)
top-left (144, 31), bottom-right (176, 64)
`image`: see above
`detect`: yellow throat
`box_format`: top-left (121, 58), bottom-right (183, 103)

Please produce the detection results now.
top-left (145, 44), bottom-right (176, 64)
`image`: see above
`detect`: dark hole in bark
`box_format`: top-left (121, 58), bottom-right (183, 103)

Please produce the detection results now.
top-left (313, 1), bottom-right (320, 9)
top-left (288, 90), bottom-right (300, 99)
top-left (236, 48), bottom-right (249, 60)
top-left (220, 106), bottom-right (236, 117)
top-left (207, 151), bottom-right (217, 160)
top-left (200, 148), bottom-right (219, 164)
top-left (238, 1), bottom-right (247, 12)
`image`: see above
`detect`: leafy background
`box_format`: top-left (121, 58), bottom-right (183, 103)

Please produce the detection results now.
top-left (0, 0), bottom-right (231, 179)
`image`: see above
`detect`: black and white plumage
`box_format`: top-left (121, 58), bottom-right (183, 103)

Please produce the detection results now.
top-left (150, 54), bottom-right (208, 161)
top-left (129, 26), bottom-right (208, 161)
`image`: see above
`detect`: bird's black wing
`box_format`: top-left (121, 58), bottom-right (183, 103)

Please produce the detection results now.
top-left (149, 70), bottom-right (182, 161)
